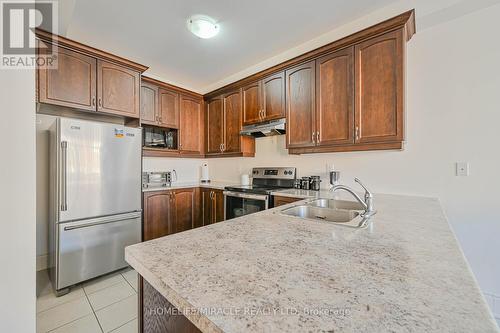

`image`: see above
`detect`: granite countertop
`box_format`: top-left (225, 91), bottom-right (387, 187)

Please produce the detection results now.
top-left (271, 188), bottom-right (327, 199)
top-left (125, 193), bottom-right (499, 332)
top-left (142, 180), bottom-right (237, 192)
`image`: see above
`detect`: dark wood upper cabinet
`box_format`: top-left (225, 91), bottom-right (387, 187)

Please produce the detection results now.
top-left (158, 88), bottom-right (179, 128)
top-left (223, 90), bottom-right (242, 153)
top-left (285, 61), bottom-right (316, 148)
top-left (38, 46), bottom-right (97, 111)
top-left (262, 71), bottom-right (285, 121)
top-left (140, 82), bottom-right (157, 125)
top-left (316, 47), bottom-right (354, 146)
top-left (206, 97), bottom-right (224, 154)
top-left (355, 29), bottom-right (404, 144)
top-left (242, 81), bottom-right (262, 125)
top-left (97, 60), bottom-right (140, 118)
top-left (143, 192), bottom-right (172, 241)
top-left (179, 95), bottom-right (203, 155)
top-left (171, 188), bottom-right (195, 234)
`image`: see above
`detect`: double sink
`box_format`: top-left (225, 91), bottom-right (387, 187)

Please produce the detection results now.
top-left (280, 198), bottom-right (372, 228)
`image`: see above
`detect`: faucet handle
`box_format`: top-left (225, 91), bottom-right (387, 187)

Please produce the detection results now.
top-left (354, 178), bottom-right (372, 198)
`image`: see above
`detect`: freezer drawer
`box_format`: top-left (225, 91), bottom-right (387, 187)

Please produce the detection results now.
top-left (56, 212), bottom-right (141, 290)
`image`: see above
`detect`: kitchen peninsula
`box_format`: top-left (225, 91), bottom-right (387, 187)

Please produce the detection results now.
top-left (125, 193), bottom-right (499, 332)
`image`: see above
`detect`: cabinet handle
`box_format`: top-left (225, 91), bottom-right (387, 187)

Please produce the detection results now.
top-left (316, 131), bottom-right (320, 143)
top-left (312, 132), bottom-right (315, 143)
top-left (92, 97), bottom-right (96, 107)
top-left (98, 98), bottom-right (102, 107)
top-left (355, 126), bottom-right (360, 141)
top-left (222, 143), bottom-right (225, 151)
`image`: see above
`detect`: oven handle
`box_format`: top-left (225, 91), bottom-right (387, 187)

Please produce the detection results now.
top-left (223, 191), bottom-right (269, 201)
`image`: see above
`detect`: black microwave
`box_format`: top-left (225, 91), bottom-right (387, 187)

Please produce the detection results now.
top-left (143, 127), bottom-right (177, 149)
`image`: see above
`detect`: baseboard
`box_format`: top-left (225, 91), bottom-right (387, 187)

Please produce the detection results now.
top-left (483, 292), bottom-right (500, 321)
top-left (36, 254), bottom-right (48, 271)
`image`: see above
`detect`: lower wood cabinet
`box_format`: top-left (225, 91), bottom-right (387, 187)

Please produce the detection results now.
top-left (143, 187), bottom-right (223, 241)
top-left (143, 188), bottom-right (199, 241)
top-left (273, 195), bottom-right (302, 207)
top-left (200, 188), bottom-right (224, 226)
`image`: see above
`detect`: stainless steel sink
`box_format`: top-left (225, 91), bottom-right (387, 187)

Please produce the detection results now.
top-left (308, 199), bottom-right (365, 211)
top-left (281, 205), bottom-right (360, 223)
top-left (279, 198), bottom-right (373, 228)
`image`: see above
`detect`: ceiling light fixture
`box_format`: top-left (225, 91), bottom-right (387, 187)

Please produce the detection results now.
top-left (187, 15), bottom-right (219, 39)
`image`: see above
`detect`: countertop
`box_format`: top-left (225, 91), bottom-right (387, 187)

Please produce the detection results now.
top-left (125, 192), bottom-right (499, 332)
top-left (142, 181), bottom-right (237, 192)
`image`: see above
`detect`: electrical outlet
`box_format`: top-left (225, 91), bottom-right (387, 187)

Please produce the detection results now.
top-left (455, 162), bottom-right (470, 176)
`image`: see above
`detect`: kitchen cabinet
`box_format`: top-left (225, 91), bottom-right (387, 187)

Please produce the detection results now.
top-left (200, 188), bottom-right (224, 226)
top-left (355, 29), bottom-right (404, 144)
top-left (143, 188), bottom-right (199, 241)
top-left (316, 47), bottom-right (354, 146)
top-left (171, 188), bottom-right (196, 233)
top-left (179, 95), bottom-right (203, 156)
top-left (36, 32), bottom-right (147, 119)
top-left (143, 191), bottom-right (173, 241)
top-left (97, 60), bottom-right (141, 118)
top-left (242, 72), bottom-right (285, 126)
top-left (285, 61), bottom-right (316, 148)
top-left (205, 91), bottom-right (255, 157)
top-left (37, 45), bottom-right (97, 111)
top-left (204, 11), bottom-right (413, 154)
top-left (273, 195), bottom-right (302, 207)
top-left (158, 88), bottom-right (179, 128)
top-left (140, 82), bottom-right (157, 124)
top-left (206, 97), bottom-right (224, 154)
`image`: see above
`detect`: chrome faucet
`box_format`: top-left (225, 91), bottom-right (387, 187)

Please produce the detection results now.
top-left (330, 178), bottom-right (376, 218)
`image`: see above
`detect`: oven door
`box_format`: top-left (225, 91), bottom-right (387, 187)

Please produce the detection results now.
top-left (224, 191), bottom-right (269, 220)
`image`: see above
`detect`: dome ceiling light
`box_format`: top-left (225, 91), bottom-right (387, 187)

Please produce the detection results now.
top-left (187, 15), bottom-right (219, 39)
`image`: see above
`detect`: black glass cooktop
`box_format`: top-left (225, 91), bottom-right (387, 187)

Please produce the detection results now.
top-left (225, 185), bottom-right (286, 195)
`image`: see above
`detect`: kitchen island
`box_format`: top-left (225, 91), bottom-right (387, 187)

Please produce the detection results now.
top-left (125, 193), bottom-right (499, 332)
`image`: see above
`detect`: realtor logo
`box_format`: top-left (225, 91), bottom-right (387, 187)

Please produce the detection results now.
top-left (1, 0), bottom-right (58, 69)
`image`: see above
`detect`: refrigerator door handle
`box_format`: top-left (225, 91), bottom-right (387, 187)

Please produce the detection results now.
top-left (61, 141), bottom-right (68, 211)
top-left (63, 211), bottom-right (142, 231)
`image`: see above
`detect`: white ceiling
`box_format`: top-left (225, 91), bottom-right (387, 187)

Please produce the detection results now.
top-left (61, 0), bottom-right (401, 93)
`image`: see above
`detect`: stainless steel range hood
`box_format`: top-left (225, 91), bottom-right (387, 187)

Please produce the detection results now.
top-left (240, 118), bottom-right (286, 137)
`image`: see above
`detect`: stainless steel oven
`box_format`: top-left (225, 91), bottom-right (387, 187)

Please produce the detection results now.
top-left (223, 167), bottom-right (296, 220)
top-left (224, 191), bottom-right (269, 220)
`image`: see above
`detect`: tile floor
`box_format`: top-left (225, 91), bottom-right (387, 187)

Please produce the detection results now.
top-left (36, 267), bottom-right (138, 333)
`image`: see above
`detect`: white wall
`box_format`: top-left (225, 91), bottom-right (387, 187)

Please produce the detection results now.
top-left (0, 70), bottom-right (36, 330)
top-left (201, 1), bottom-right (500, 320)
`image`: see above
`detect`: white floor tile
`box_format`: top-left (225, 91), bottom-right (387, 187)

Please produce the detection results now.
top-left (88, 281), bottom-right (136, 311)
top-left (95, 294), bottom-right (137, 333)
top-left (37, 286), bottom-right (85, 313)
top-left (36, 296), bottom-right (93, 333)
top-left (122, 270), bottom-right (138, 292)
top-left (49, 313), bottom-right (102, 333)
top-left (110, 319), bottom-right (137, 333)
top-left (84, 272), bottom-right (126, 295)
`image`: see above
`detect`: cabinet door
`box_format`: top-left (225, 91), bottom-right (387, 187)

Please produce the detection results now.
top-left (262, 71), bottom-right (285, 121)
top-left (158, 88), bottom-right (179, 128)
top-left (97, 60), bottom-right (140, 118)
top-left (213, 189), bottom-right (225, 223)
top-left (242, 81), bottom-right (262, 125)
top-left (285, 61), bottom-right (316, 148)
top-left (200, 188), bottom-right (213, 226)
top-left (179, 95), bottom-right (203, 155)
top-left (355, 29), bottom-right (404, 143)
top-left (143, 192), bottom-right (172, 241)
top-left (223, 90), bottom-right (242, 153)
top-left (140, 82), bottom-right (158, 125)
top-left (316, 47), bottom-right (354, 146)
top-left (172, 189), bottom-right (195, 234)
top-left (38, 45), bottom-right (97, 111)
top-left (206, 98), bottom-right (224, 154)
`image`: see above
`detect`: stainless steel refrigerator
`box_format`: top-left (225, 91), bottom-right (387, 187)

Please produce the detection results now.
top-left (49, 118), bottom-right (142, 295)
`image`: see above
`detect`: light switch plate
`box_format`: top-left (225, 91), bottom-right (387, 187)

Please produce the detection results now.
top-left (456, 162), bottom-right (470, 176)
